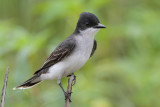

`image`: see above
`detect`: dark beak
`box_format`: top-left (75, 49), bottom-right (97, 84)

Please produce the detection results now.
top-left (94, 23), bottom-right (106, 28)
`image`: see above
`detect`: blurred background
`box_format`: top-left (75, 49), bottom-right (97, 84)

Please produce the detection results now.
top-left (0, 0), bottom-right (160, 107)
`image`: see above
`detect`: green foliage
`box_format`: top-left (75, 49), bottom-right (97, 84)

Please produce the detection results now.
top-left (0, 0), bottom-right (160, 107)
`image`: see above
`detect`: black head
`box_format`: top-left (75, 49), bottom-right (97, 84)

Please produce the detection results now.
top-left (75, 12), bottom-right (106, 33)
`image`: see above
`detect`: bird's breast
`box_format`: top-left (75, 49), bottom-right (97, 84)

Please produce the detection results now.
top-left (62, 35), bottom-right (94, 74)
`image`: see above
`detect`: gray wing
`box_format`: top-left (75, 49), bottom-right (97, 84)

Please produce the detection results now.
top-left (90, 40), bottom-right (97, 57)
top-left (34, 37), bottom-right (76, 75)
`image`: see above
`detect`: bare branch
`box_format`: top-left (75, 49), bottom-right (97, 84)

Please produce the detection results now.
top-left (65, 74), bottom-right (74, 107)
top-left (0, 67), bottom-right (9, 107)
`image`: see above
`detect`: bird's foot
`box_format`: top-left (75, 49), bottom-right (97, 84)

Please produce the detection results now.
top-left (64, 92), bottom-right (72, 102)
top-left (67, 73), bottom-right (76, 86)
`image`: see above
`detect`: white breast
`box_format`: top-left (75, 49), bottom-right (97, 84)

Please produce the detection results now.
top-left (40, 28), bottom-right (99, 80)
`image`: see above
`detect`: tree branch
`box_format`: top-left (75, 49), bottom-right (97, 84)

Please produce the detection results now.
top-left (65, 74), bottom-right (74, 107)
top-left (0, 67), bottom-right (9, 107)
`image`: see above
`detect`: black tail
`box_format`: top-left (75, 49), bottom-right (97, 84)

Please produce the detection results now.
top-left (13, 75), bottom-right (41, 90)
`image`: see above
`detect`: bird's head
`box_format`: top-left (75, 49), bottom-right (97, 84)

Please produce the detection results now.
top-left (75, 12), bottom-right (106, 34)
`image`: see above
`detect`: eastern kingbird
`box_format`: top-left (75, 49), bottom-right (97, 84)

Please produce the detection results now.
top-left (13, 12), bottom-right (106, 100)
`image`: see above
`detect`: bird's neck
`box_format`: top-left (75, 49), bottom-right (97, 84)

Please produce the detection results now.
top-left (79, 28), bottom-right (99, 39)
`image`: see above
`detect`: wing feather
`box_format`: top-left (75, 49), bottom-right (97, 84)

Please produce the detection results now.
top-left (90, 40), bottom-right (97, 57)
top-left (34, 37), bottom-right (76, 75)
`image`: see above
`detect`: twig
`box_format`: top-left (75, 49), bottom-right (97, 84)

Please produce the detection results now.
top-left (65, 74), bottom-right (74, 107)
top-left (0, 67), bottom-right (9, 107)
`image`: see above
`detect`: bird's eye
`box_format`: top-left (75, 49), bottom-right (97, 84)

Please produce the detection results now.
top-left (85, 23), bottom-right (89, 26)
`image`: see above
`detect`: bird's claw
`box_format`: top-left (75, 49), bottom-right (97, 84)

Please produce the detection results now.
top-left (64, 92), bottom-right (72, 102)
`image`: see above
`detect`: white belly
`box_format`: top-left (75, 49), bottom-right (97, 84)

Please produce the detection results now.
top-left (40, 28), bottom-right (99, 80)
top-left (40, 36), bottom-right (94, 80)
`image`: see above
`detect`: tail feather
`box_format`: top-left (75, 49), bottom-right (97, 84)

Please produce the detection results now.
top-left (13, 75), bottom-right (41, 90)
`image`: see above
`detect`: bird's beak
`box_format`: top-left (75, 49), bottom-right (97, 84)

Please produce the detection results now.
top-left (94, 23), bottom-right (106, 28)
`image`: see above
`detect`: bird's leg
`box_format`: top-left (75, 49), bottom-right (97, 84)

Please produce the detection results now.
top-left (67, 73), bottom-right (76, 86)
top-left (72, 74), bottom-right (76, 86)
top-left (57, 77), bottom-right (72, 102)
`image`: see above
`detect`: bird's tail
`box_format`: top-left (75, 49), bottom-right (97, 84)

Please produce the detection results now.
top-left (13, 75), bottom-right (41, 90)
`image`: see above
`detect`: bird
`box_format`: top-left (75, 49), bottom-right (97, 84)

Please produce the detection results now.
top-left (13, 12), bottom-right (106, 101)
